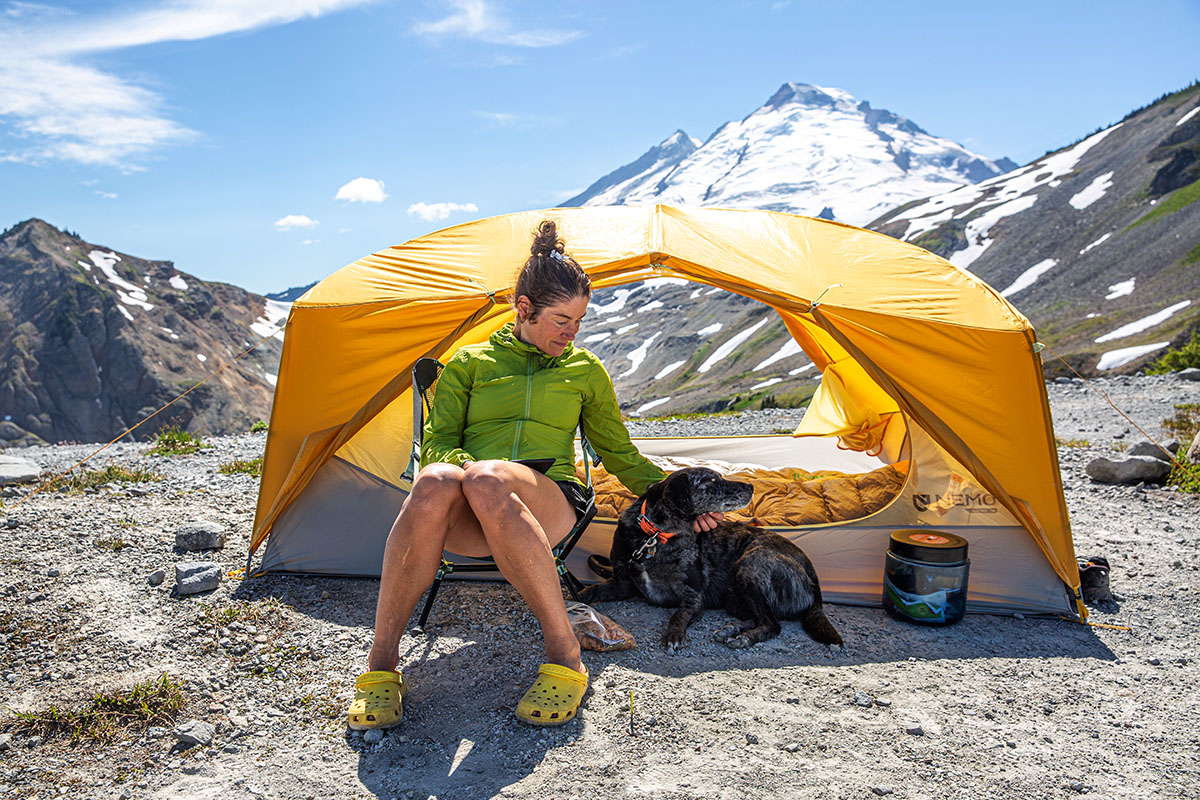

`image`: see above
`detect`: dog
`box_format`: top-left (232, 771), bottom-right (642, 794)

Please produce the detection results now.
top-left (579, 467), bottom-right (842, 649)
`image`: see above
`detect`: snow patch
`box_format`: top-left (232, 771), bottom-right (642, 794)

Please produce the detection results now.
top-left (696, 323), bottom-right (722, 337)
top-left (117, 305), bottom-right (134, 321)
top-left (265, 373), bottom-right (278, 387)
top-left (169, 275), bottom-right (188, 291)
top-left (197, 353), bottom-right (207, 363)
top-left (76, 259), bottom-right (92, 271)
top-left (250, 299), bottom-right (290, 342)
top-left (1069, 172), bottom-right (1113, 210)
top-left (750, 377), bottom-right (784, 391)
top-left (592, 288), bottom-right (636, 315)
top-left (583, 332), bottom-right (612, 344)
top-left (1000, 258), bottom-right (1057, 297)
top-left (789, 364), bottom-right (816, 376)
top-left (632, 397), bottom-right (671, 416)
top-left (89, 249), bottom-right (154, 311)
top-left (1097, 342), bottom-right (1169, 371)
top-left (620, 331), bottom-right (661, 378)
top-left (655, 360), bottom-right (686, 380)
top-left (1080, 233), bottom-right (1111, 255)
top-left (1177, 106), bottom-right (1199, 127)
top-left (615, 323), bottom-right (639, 335)
top-left (1095, 300), bottom-right (1191, 343)
top-left (637, 300), bottom-right (664, 313)
top-left (754, 338), bottom-right (802, 371)
top-left (949, 195), bottom-right (1038, 270)
top-left (1105, 278), bottom-right (1135, 300)
top-left (698, 317), bottom-right (770, 373)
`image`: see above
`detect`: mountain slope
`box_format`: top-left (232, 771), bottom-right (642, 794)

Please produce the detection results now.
top-left (0, 219), bottom-right (284, 445)
top-left (568, 82), bottom-right (1015, 226)
top-left (870, 81), bottom-right (1200, 375)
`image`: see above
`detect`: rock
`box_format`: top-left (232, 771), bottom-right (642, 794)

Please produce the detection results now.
top-left (1054, 377), bottom-right (1073, 384)
top-left (872, 787), bottom-right (894, 796)
top-left (745, 733), bottom-right (758, 744)
top-left (853, 692), bottom-right (873, 707)
top-left (175, 562), bottom-right (223, 596)
top-left (1126, 440), bottom-right (1178, 461)
top-left (1187, 436), bottom-right (1200, 464)
top-left (1176, 367), bottom-right (1200, 381)
top-left (0, 455), bottom-right (40, 486)
top-left (229, 714), bottom-right (248, 727)
top-left (175, 520), bottom-right (227, 552)
top-left (0, 733), bottom-right (10, 751)
top-left (46, 568), bottom-right (59, 578)
top-left (364, 728), bottom-right (385, 744)
top-left (173, 720), bottom-right (215, 747)
top-left (875, 698), bottom-right (892, 707)
top-left (146, 726), bottom-right (168, 739)
top-left (1148, 657), bottom-right (1161, 666)
top-left (148, 569), bottom-right (166, 586)
top-left (782, 742), bottom-right (801, 753)
top-left (905, 724), bottom-right (924, 736)
top-left (1085, 456), bottom-right (1171, 484)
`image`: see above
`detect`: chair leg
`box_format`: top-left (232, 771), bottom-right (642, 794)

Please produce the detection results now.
top-left (417, 576), bottom-right (443, 631)
top-left (561, 568), bottom-right (583, 601)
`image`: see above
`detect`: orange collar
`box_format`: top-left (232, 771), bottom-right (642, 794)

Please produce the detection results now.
top-left (637, 499), bottom-right (675, 546)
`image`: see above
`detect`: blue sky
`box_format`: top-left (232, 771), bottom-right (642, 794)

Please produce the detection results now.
top-left (1, 0), bottom-right (1197, 294)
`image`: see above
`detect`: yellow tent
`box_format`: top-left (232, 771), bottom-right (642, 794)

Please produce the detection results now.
top-left (251, 205), bottom-right (1082, 618)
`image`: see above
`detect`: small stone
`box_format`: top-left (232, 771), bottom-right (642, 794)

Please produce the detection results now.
top-left (1013, 613), bottom-right (1025, 620)
top-left (782, 743), bottom-right (801, 753)
top-left (363, 728), bottom-right (385, 744)
top-left (26, 592), bottom-right (46, 604)
top-left (872, 787), bottom-right (894, 796)
top-left (146, 726), bottom-right (167, 739)
top-left (785, 697), bottom-right (800, 704)
top-left (26, 735), bottom-right (43, 747)
top-left (173, 720), bottom-right (215, 747)
top-left (148, 569), bottom-right (166, 586)
top-left (853, 691), bottom-right (873, 707)
top-left (320, 590), bottom-right (331, 600)
top-left (0, 733), bottom-right (10, 751)
top-left (1069, 781), bottom-right (1086, 792)
top-left (3, 516), bottom-right (17, 528)
top-left (1126, 440), bottom-right (1177, 462)
top-left (0, 455), bottom-right (40, 486)
top-left (175, 520), bottom-right (227, 552)
top-left (175, 562), bottom-right (222, 596)
top-left (905, 725), bottom-right (924, 736)
top-left (1005, 740), bottom-right (1017, 748)
top-left (745, 733), bottom-right (758, 744)
top-left (229, 714), bottom-right (248, 727)
top-left (46, 568), bottom-right (60, 578)
top-left (874, 698), bottom-right (892, 708)
top-left (1147, 657), bottom-right (1161, 666)
top-left (1176, 367), bottom-right (1200, 381)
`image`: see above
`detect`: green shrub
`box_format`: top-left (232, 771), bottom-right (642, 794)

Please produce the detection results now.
top-left (1055, 437), bottom-right (1090, 448)
top-left (1147, 331), bottom-right (1200, 374)
top-left (49, 462), bottom-right (161, 492)
top-left (250, 420), bottom-right (268, 433)
top-left (147, 425), bottom-right (203, 456)
top-left (1167, 459), bottom-right (1200, 493)
top-left (8, 675), bottom-right (185, 742)
top-left (1161, 402), bottom-right (1200, 441)
top-left (218, 457), bottom-right (262, 477)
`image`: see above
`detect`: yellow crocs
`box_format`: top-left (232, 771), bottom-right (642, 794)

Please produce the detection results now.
top-left (347, 670), bottom-right (406, 730)
top-left (515, 663), bottom-right (588, 726)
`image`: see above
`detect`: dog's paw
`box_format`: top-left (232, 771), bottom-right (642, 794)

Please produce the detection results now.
top-left (712, 623), bottom-right (739, 643)
top-left (723, 634), bottom-right (753, 650)
top-left (661, 629), bottom-right (687, 651)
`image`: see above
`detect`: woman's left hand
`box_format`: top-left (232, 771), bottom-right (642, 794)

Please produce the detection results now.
top-left (693, 512), bottom-right (724, 532)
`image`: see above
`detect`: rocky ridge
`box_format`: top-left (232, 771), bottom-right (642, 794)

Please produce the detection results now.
top-left (1, 374), bottom-right (1198, 799)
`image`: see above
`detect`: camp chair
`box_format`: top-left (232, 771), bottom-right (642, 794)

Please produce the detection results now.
top-left (401, 357), bottom-right (601, 630)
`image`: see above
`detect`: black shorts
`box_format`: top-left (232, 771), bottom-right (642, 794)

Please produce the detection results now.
top-left (555, 480), bottom-right (593, 522)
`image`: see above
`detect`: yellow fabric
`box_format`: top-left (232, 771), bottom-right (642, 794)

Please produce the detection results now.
top-left (251, 205), bottom-right (1075, 592)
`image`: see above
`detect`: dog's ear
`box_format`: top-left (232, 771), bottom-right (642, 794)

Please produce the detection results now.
top-left (659, 471), bottom-right (695, 521)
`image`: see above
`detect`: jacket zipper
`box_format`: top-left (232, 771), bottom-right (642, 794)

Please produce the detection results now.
top-left (512, 352), bottom-right (533, 459)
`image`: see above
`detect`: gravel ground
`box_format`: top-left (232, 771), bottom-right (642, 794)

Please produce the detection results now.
top-left (1, 374), bottom-right (1199, 799)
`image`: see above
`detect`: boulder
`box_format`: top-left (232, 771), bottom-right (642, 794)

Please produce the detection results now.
top-left (175, 562), bottom-right (222, 596)
top-left (0, 455), bottom-right (40, 486)
top-left (175, 519), bottom-right (227, 552)
top-left (1126, 440), bottom-right (1179, 462)
top-left (1187, 436), bottom-right (1200, 464)
top-left (173, 720), bottom-right (215, 747)
top-left (1176, 368), bottom-right (1200, 381)
top-left (1085, 456), bottom-right (1171, 485)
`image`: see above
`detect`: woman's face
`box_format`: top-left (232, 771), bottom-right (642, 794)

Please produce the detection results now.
top-left (515, 293), bottom-right (589, 357)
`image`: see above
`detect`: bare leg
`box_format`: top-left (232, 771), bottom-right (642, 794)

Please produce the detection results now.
top-left (366, 464), bottom-right (489, 672)
top-left (461, 461), bottom-right (582, 673)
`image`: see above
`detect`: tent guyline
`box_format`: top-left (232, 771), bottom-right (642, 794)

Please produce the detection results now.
top-left (7, 328), bottom-right (284, 512)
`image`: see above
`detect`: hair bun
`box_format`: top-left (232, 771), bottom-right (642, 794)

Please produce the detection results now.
top-left (531, 219), bottom-right (564, 258)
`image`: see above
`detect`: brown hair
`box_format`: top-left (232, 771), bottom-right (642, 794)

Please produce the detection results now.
top-left (514, 220), bottom-right (591, 321)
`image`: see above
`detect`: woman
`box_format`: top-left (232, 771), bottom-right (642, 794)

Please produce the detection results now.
top-left (348, 220), bottom-right (719, 728)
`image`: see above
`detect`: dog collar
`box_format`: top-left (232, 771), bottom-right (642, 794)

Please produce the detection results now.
top-left (637, 499), bottom-right (676, 547)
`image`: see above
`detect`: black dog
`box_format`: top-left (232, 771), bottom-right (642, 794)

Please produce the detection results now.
top-left (580, 467), bottom-right (842, 649)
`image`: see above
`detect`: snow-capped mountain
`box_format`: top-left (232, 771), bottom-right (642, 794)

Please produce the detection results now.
top-left (567, 82), bottom-right (1016, 225)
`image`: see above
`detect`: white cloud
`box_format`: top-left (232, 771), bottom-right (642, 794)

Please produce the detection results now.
top-left (475, 110), bottom-right (520, 127)
top-left (407, 201), bottom-right (479, 222)
top-left (335, 176), bottom-right (388, 203)
top-left (301, 238), bottom-right (320, 245)
top-left (0, 0), bottom-right (374, 168)
top-left (94, 190), bottom-right (117, 199)
top-left (274, 214), bottom-right (318, 231)
top-left (412, 0), bottom-right (581, 47)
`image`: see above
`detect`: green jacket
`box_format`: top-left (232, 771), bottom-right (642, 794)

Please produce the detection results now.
top-left (422, 322), bottom-right (665, 495)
